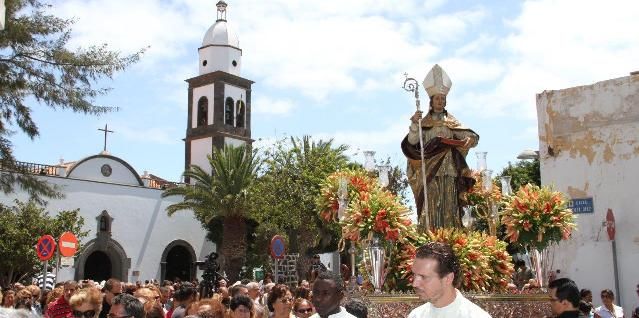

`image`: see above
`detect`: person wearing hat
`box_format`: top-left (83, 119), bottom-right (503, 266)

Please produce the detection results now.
top-left (401, 64), bottom-right (479, 231)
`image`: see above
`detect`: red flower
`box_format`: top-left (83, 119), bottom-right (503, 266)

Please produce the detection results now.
top-left (331, 200), bottom-right (339, 211)
top-left (402, 219), bottom-right (412, 226)
top-left (385, 228), bottom-right (400, 241)
top-left (514, 198), bottom-right (527, 213)
top-left (522, 220), bottom-right (532, 231)
top-left (374, 209), bottom-right (390, 232)
top-left (544, 202), bottom-right (552, 213)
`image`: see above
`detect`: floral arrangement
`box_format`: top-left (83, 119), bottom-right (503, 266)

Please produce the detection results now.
top-left (318, 169), bottom-right (514, 292)
top-left (500, 184), bottom-right (576, 251)
top-left (317, 169), bottom-right (416, 245)
top-left (428, 229), bottom-right (514, 292)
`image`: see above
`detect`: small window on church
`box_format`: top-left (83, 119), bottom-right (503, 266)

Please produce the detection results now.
top-left (203, 60), bottom-right (208, 66)
top-left (232, 60), bottom-right (237, 67)
top-left (225, 97), bottom-right (234, 126)
top-left (197, 97), bottom-right (208, 127)
top-left (236, 100), bottom-right (245, 128)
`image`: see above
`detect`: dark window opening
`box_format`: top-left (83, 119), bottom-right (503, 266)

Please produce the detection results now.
top-left (197, 97), bottom-right (208, 127)
top-left (225, 97), bottom-right (234, 126)
top-left (235, 100), bottom-right (245, 128)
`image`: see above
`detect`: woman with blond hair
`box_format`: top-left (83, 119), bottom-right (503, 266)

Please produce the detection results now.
top-left (69, 288), bottom-right (102, 318)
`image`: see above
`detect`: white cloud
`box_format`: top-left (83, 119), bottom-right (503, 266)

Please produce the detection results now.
top-left (252, 96), bottom-right (296, 115)
top-left (452, 0), bottom-right (639, 120)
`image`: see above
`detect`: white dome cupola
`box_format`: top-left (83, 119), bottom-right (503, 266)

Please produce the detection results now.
top-left (199, 1), bottom-right (242, 76)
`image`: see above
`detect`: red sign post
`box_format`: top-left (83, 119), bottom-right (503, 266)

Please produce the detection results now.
top-left (58, 232), bottom-right (78, 257)
top-left (606, 208), bottom-right (615, 241)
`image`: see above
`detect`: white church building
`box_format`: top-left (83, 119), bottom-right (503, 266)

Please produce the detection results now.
top-left (0, 1), bottom-right (253, 284)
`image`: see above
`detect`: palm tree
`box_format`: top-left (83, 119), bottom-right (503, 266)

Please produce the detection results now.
top-left (162, 144), bottom-right (259, 281)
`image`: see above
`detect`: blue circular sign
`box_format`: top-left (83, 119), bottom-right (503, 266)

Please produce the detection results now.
top-left (270, 235), bottom-right (286, 259)
top-left (36, 235), bottom-right (56, 261)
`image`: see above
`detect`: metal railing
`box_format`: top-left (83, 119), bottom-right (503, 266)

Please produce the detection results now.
top-left (11, 161), bottom-right (59, 176)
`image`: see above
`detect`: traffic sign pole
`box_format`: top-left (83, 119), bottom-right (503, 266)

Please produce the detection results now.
top-left (41, 260), bottom-right (48, 291)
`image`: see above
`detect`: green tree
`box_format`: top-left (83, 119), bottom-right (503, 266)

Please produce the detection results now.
top-left (248, 136), bottom-right (350, 278)
top-left (496, 158), bottom-right (541, 190)
top-left (162, 145), bottom-right (259, 282)
top-left (0, 199), bottom-right (88, 286)
top-left (0, 0), bottom-right (144, 202)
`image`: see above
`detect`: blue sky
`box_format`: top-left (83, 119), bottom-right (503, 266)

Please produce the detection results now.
top-left (12, 0), bottom-right (639, 188)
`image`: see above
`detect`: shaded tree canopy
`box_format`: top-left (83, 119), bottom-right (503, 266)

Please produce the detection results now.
top-left (0, 0), bottom-right (144, 202)
top-left (497, 158), bottom-right (541, 190)
top-left (0, 199), bottom-right (88, 286)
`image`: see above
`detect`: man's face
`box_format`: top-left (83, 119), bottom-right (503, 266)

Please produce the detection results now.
top-left (549, 287), bottom-right (570, 315)
top-left (106, 282), bottom-right (122, 305)
top-left (584, 292), bottom-right (592, 303)
top-left (63, 283), bottom-right (78, 302)
top-left (247, 287), bottom-right (260, 299)
top-left (312, 279), bottom-right (341, 317)
top-left (411, 258), bottom-right (451, 306)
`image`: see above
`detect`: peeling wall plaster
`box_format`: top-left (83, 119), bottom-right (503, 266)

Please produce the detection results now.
top-left (536, 73), bottom-right (639, 312)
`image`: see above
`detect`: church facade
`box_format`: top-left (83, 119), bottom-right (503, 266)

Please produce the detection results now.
top-left (0, 1), bottom-right (253, 284)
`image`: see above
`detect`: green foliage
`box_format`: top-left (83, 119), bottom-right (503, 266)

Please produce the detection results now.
top-left (496, 159), bottom-right (541, 190)
top-left (0, 199), bottom-right (88, 286)
top-left (247, 136), bottom-right (350, 271)
top-left (162, 145), bottom-right (259, 281)
top-left (0, 0), bottom-right (144, 202)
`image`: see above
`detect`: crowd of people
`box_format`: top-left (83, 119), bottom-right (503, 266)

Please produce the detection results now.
top-left (2, 243), bottom-right (639, 318)
top-left (0, 268), bottom-right (365, 318)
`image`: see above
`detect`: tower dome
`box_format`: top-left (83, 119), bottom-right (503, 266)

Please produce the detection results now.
top-left (201, 0), bottom-right (239, 49)
top-left (201, 21), bottom-right (239, 48)
top-left (198, 0), bottom-right (242, 76)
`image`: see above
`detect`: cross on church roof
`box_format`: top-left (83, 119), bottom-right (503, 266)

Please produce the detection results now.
top-left (98, 124), bottom-right (114, 153)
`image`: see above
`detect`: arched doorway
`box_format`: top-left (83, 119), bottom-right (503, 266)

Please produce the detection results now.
top-left (161, 240), bottom-right (196, 283)
top-left (84, 251), bottom-right (112, 282)
top-left (165, 245), bottom-right (192, 282)
top-left (75, 238), bottom-right (129, 282)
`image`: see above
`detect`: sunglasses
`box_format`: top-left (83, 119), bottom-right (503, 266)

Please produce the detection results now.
top-left (72, 310), bottom-right (96, 318)
top-left (279, 297), bottom-right (293, 304)
top-left (296, 308), bottom-right (313, 314)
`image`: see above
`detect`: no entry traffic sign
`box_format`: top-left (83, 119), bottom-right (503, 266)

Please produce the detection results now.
top-left (36, 235), bottom-right (56, 261)
top-left (58, 232), bottom-right (78, 257)
top-left (270, 235), bottom-right (286, 260)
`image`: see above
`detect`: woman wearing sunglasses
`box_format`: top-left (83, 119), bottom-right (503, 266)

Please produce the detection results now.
top-left (267, 284), bottom-right (294, 318)
top-left (293, 298), bottom-right (314, 318)
top-left (69, 288), bottom-right (102, 318)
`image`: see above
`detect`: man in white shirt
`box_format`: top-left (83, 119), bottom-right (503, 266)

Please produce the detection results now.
top-left (408, 242), bottom-right (491, 318)
top-left (310, 271), bottom-right (356, 318)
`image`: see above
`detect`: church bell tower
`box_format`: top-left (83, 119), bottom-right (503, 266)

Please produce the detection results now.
top-left (185, 1), bottom-right (253, 175)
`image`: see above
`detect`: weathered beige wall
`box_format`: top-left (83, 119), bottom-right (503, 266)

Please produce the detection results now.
top-left (537, 73), bottom-right (639, 313)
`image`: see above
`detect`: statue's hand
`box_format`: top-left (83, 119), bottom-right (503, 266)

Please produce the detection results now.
top-left (461, 137), bottom-right (473, 149)
top-left (410, 111), bottom-right (423, 124)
